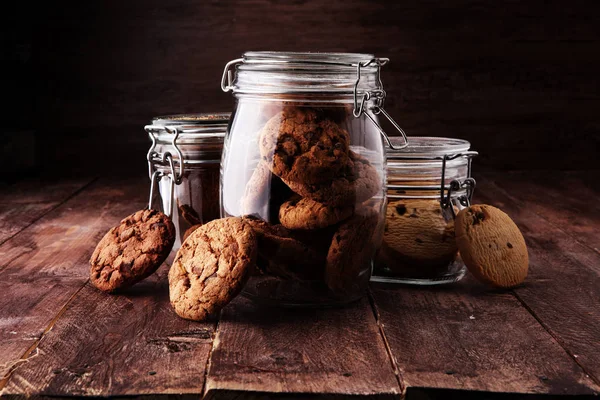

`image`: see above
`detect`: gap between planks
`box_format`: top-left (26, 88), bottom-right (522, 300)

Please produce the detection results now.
top-left (0, 280), bottom-right (89, 392)
top-left (477, 171), bottom-right (600, 387)
top-left (511, 289), bottom-right (600, 387)
top-left (367, 289), bottom-right (406, 398)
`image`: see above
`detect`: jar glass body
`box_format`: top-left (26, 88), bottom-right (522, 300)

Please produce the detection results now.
top-left (221, 97), bottom-right (386, 306)
top-left (372, 137), bottom-right (475, 285)
top-left (147, 114), bottom-right (228, 254)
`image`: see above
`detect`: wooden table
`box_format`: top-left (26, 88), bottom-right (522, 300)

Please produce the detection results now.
top-left (0, 171), bottom-right (598, 399)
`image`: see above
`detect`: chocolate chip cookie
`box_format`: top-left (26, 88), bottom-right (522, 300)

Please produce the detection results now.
top-left (325, 207), bottom-right (379, 296)
top-left (182, 224), bottom-right (202, 242)
top-left (279, 195), bottom-right (354, 230)
top-left (455, 204), bottom-right (529, 288)
top-left (90, 209), bottom-right (175, 293)
top-left (243, 216), bottom-right (325, 281)
top-left (259, 107), bottom-right (350, 185)
top-left (285, 151), bottom-right (381, 206)
top-left (241, 161), bottom-right (294, 223)
top-left (381, 199), bottom-right (458, 272)
top-left (168, 217), bottom-right (257, 321)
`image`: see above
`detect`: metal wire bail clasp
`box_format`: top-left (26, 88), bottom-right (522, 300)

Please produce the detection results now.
top-left (439, 152), bottom-right (479, 218)
top-left (221, 58), bottom-right (244, 92)
top-left (353, 58), bottom-right (409, 150)
top-left (145, 124), bottom-right (185, 218)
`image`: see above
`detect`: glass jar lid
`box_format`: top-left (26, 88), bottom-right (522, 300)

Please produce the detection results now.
top-left (386, 137), bottom-right (477, 201)
top-left (222, 51), bottom-right (384, 97)
top-left (147, 113), bottom-right (229, 144)
top-left (146, 113), bottom-right (230, 177)
top-left (387, 136), bottom-right (471, 158)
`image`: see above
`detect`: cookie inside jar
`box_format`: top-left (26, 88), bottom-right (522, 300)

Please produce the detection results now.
top-left (220, 52), bottom-right (404, 306)
top-left (222, 101), bottom-right (386, 306)
top-left (373, 137), bottom-right (478, 285)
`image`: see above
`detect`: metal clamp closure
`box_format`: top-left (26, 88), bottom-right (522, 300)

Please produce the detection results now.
top-left (439, 152), bottom-right (478, 218)
top-left (221, 58), bottom-right (244, 92)
top-left (145, 126), bottom-right (184, 185)
top-left (352, 58), bottom-right (408, 150)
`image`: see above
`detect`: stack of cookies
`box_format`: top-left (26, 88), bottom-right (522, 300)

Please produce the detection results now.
top-left (236, 106), bottom-right (384, 303)
top-left (89, 106), bottom-right (385, 320)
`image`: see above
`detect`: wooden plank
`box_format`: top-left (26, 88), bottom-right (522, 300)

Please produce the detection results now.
top-left (482, 170), bottom-right (600, 254)
top-left (204, 296), bottom-right (402, 399)
top-left (371, 275), bottom-right (599, 396)
top-left (3, 265), bottom-right (215, 397)
top-left (0, 178), bottom-right (93, 244)
top-left (0, 178), bottom-right (147, 382)
top-left (473, 173), bottom-right (600, 385)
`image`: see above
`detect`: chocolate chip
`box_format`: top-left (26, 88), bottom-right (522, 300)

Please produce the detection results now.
top-left (395, 204), bottom-right (407, 215)
top-left (472, 211), bottom-right (485, 225)
top-left (507, 242), bottom-right (513, 248)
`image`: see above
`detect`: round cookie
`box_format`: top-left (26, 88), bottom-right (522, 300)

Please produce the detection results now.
top-left (168, 217), bottom-right (257, 321)
top-left (325, 207), bottom-right (379, 296)
top-left (241, 162), bottom-right (272, 217)
top-left (243, 216), bottom-right (325, 281)
top-left (382, 199), bottom-right (458, 271)
top-left (285, 151), bottom-right (381, 206)
top-left (260, 103), bottom-right (353, 125)
top-left (279, 195), bottom-right (354, 230)
top-left (241, 162), bottom-right (295, 223)
top-left (455, 204), bottom-right (529, 288)
top-left (259, 107), bottom-right (350, 185)
top-left (90, 209), bottom-right (175, 293)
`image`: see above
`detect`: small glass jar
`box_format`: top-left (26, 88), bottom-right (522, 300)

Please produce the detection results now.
top-left (145, 113), bottom-right (229, 253)
top-left (372, 137), bottom-right (477, 285)
top-left (220, 52), bottom-right (405, 306)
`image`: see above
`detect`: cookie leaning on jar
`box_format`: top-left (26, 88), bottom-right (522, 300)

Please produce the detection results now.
top-left (373, 137), bottom-right (529, 288)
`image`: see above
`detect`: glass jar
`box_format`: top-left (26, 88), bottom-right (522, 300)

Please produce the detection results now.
top-left (145, 113), bottom-right (229, 253)
top-left (220, 52), bottom-right (405, 306)
top-left (372, 137), bottom-right (477, 285)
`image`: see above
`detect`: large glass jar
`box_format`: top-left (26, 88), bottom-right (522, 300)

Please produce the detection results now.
top-left (372, 137), bottom-right (477, 285)
top-left (145, 113), bottom-right (229, 254)
top-left (220, 52), bottom-right (400, 306)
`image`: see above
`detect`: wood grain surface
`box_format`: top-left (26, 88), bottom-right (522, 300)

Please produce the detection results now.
top-left (0, 179), bottom-right (93, 244)
top-left (0, 178), bottom-right (147, 384)
top-left (371, 275), bottom-right (598, 396)
top-left (483, 170), bottom-right (600, 254)
top-left (3, 267), bottom-right (215, 397)
top-left (205, 296), bottom-right (402, 398)
top-left (5, 0), bottom-right (599, 175)
top-left (475, 173), bottom-right (600, 387)
top-left (0, 172), bottom-right (599, 398)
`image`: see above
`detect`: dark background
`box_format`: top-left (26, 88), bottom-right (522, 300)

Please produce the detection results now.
top-left (3, 0), bottom-right (599, 179)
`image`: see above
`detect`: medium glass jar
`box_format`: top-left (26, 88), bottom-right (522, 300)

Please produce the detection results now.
top-left (372, 137), bottom-right (477, 285)
top-left (220, 52), bottom-right (403, 306)
top-left (145, 113), bottom-right (229, 253)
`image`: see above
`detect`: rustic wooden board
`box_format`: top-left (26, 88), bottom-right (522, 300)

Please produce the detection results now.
top-left (481, 170), bottom-right (600, 254)
top-left (0, 178), bottom-right (147, 383)
top-left (474, 174), bottom-right (600, 386)
top-left (371, 275), bottom-right (598, 396)
top-left (204, 296), bottom-right (402, 399)
top-left (0, 179), bottom-right (93, 244)
top-left (3, 265), bottom-right (215, 397)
